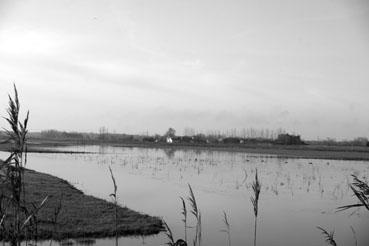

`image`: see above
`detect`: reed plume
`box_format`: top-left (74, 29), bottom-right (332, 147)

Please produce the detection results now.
top-left (188, 184), bottom-right (201, 246)
top-left (180, 197), bottom-right (187, 242)
top-left (250, 169), bottom-right (261, 246)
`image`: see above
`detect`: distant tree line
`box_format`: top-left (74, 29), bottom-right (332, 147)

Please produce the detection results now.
top-left (183, 127), bottom-right (287, 139)
top-left (1, 127), bottom-right (368, 147)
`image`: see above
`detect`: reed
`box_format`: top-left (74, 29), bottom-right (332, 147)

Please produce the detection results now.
top-left (108, 166), bottom-right (118, 246)
top-left (250, 169), bottom-right (261, 246)
top-left (316, 226), bottom-right (337, 246)
top-left (350, 226), bottom-right (357, 246)
top-left (0, 84), bottom-right (45, 245)
top-left (220, 211), bottom-right (231, 246)
top-left (337, 175), bottom-right (369, 212)
top-left (180, 197), bottom-right (187, 242)
top-left (163, 185), bottom-right (204, 246)
top-left (188, 184), bottom-right (201, 246)
top-left (163, 221), bottom-right (175, 246)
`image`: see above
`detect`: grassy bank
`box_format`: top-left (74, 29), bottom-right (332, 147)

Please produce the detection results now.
top-left (0, 166), bottom-right (163, 241)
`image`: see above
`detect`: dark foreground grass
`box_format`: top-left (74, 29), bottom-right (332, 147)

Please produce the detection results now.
top-left (0, 167), bottom-right (163, 241)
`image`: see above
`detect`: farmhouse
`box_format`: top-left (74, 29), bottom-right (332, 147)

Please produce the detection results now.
top-left (276, 134), bottom-right (304, 145)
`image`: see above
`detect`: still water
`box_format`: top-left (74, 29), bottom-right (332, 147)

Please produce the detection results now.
top-left (1, 145), bottom-right (369, 246)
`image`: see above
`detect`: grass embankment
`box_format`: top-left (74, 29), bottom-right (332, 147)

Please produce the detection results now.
top-left (0, 167), bottom-right (163, 241)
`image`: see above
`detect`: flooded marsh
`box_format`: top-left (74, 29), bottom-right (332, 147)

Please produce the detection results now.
top-left (2, 145), bottom-right (368, 246)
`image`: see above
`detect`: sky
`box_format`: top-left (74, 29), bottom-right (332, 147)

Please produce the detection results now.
top-left (0, 0), bottom-right (369, 140)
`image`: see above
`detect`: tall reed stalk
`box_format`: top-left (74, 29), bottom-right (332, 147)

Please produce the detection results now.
top-left (250, 169), bottom-right (261, 246)
top-left (188, 184), bottom-right (201, 246)
top-left (350, 226), bottom-right (357, 246)
top-left (1, 85), bottom-right (32, 245)
top-left (316, 227), bottom-right (337, 246)
top-left (220, 211), bottom-right (231, 246)
top-left (108, 166), bottom-right (118, 246)
top-left (180, 197), bottom-right (187, 242)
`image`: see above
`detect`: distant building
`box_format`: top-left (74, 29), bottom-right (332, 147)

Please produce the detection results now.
top-left (276, 134), bottom-right (304, 145)
top-left (222, 137), bottom-right (241, 144)
top-left (166, 137), bottom-right (173, 144)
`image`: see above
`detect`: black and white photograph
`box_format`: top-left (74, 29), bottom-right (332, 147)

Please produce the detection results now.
top-left (0, 1), bottom-right (369, 245)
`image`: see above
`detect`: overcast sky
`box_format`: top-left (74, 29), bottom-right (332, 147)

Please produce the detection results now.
top-left (0, 0), bottom-right (369, 139)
